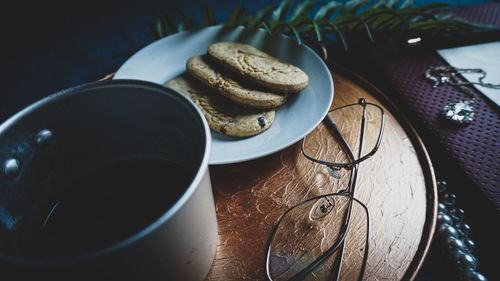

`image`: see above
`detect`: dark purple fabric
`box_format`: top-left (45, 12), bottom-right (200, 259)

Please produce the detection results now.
top-left (374, 3), bottom-right (500, 210)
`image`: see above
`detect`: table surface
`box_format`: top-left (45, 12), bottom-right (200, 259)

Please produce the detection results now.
top-left (205, 69), bottom-right (437, 281)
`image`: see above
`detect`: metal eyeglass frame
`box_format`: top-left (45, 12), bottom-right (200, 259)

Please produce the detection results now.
top-left (266, 98), bottom-right (385, 281)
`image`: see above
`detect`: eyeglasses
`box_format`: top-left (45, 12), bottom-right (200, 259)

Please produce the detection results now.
top-left (266, 98), bottom-right (385, 281)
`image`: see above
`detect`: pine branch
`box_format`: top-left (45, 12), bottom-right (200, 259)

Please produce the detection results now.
top-left (152, 0), bottom-right (490, 51)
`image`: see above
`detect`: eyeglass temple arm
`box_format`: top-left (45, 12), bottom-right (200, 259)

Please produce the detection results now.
top-left (327, 99), bottom-right (368, 280)
top-left (323, 116), bottom-right (356, 165)
top-left (329, 191), bottom-right (370, 281)
top-left (328, 100), bottom-right (367, 281)
top-left (351, 100), bottom-right (385, 167)
top-left (329, 99), bottom-right (377, 281)
top-left (357, 99), bottom-right (368, 159)
top-left (353, 106), bottom-right (385, 166)
top-left (328, 164), bottom-right (359, 281)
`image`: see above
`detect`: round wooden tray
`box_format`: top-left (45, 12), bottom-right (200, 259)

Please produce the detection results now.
top-left (206, 66), bottom-right (437, 281)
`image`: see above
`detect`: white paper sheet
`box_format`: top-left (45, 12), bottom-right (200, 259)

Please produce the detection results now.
top-left (438, 41), bottom-right (500, 108)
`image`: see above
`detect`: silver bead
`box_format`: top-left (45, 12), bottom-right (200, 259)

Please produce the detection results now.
top-left (450, 208), bottom-right (465, 220)
top-left (35, 129), bottom-right (54, 147)
top-left (463, 238), bottom-right (476, 252)
top-left (455, 250), bottom-right (477, 270)
top-left (457, 229), bottom-right (466, 239)
top-left (450, 208), bottom-right (465, 221)
top-left (437, 180), bottom-right (448, 193)
top-left (455, 221), bottom-right (470, 234)
top-left (465, 270), bottom-right (488, 281)
top-left (443, 193), bottom-right (457, 206)
top-left (445, 236), bottom-right (467, 253)
top-left (437, 223), bottom-right (459, 239)
top-left (437, 213), bottom-right (454, 226)
top-left (3, 158), bottom-right (20, 179)
top-left (438, 203), bottom-right (448, 213)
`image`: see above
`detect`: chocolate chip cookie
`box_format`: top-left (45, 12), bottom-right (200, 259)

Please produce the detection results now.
top-left (207, 42), bottom-right (309, 94)
top-left (165, 75), bottom-right (275, 137)
top-left (187, 55), bottom-right (287, 109)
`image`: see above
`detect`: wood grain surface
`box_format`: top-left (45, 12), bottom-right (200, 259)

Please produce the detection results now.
top-left (205, 69), bottom-right (437, 281)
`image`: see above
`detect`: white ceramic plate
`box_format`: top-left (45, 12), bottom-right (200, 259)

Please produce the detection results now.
top-left (114, 25), bottom-right (333, 165)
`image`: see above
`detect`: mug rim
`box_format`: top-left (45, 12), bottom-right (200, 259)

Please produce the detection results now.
top-left (0, 79), bottom-right (212, 265)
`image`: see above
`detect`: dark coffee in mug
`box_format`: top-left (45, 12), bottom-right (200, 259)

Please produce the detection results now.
top-left (32, 158), bottom-right (192, 259)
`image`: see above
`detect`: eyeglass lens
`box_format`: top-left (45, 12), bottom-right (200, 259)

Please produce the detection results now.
top-left (267, 194), bottom-right (369, 281)
top-left (302, 102), bottom-right (383, 166)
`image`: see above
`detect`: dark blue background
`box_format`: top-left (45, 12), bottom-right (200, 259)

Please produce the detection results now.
top-left (2, 0), bottom-right (491, 122)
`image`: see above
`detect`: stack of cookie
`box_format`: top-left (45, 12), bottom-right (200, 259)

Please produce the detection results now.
top-left (165, 42), bottom-right (309, 138)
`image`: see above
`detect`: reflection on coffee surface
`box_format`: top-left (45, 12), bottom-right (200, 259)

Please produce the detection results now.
top-left (33, 159), bottom-right (192, 259)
